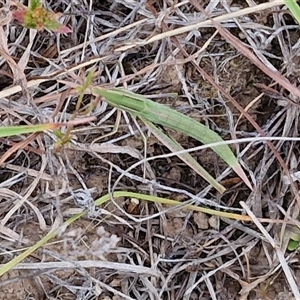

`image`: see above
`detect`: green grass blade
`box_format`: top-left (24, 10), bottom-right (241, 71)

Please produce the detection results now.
top-left (0, 191), bottom-right (252, 276)
top-left (284, 0), bottom-right (300, 24)
top-left (0, 117), bottom-right (95, 138)
top-left (94, 88), bottom-right (252, 189)
top-left (143, 119), bottom-right (226, 193)
top-left (0, 123), bottom-right (57, 138)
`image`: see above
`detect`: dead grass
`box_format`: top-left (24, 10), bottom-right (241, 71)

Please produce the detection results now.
top-left (1, 0), bottom-right (300, 299)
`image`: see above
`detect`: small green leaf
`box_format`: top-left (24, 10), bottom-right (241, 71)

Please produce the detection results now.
top-left (288, 239), bottom-right (300, 251)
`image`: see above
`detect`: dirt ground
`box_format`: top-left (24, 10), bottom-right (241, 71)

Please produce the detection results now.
top-left (1, 0), bottom-right (300, 299)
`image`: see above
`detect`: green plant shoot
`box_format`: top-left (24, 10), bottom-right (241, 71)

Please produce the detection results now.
top-left (12, 0), bottom-right (71, 33)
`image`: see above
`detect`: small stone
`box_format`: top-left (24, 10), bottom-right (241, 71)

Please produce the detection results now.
top-left (209, 216), bottom-right (219, 229)
top-left (193, 212), bottom-right (209, 230)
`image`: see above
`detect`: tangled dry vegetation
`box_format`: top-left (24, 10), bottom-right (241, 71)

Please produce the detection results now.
top-left (1, 0), bottom-right (300, 299)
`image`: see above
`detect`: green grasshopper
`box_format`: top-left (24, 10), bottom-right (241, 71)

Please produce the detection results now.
top-left (93, 87), bottom-right (252, 192)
